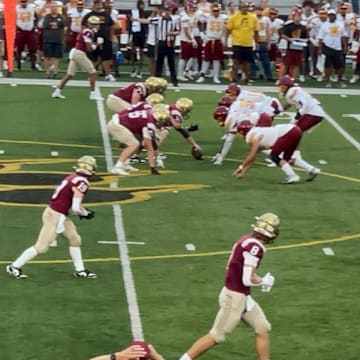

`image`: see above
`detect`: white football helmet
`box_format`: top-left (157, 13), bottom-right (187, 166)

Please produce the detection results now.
top-left (75, 156), bottom-right (97, 176)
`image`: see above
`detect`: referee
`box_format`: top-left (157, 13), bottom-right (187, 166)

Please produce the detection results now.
top-left (155, 3), bottom-right (179, 87)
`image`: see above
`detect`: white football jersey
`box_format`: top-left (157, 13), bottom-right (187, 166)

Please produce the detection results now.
top-left (202, 14), bottom-right (227, 40)
top-left (285, 87), bottom-right (325, 117)
top-left (236, 90), bottom-right (269, 104)
top-left (16, 4), bottom-right (36, 31)
top-left (269, 17), bottom-right (284, 44)
top-left (179, 12), bottom-right (192, 42)
top-left (67, 8), bottom-right (91, 32)
top-left (246, 124), bottom-right (295, 148)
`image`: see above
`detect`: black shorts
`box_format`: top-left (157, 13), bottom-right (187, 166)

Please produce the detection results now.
top-left (232, 45), bottom-right (254, 63)
top-left (147, 44), bottom-right (155, 58)
top-left (88, 40), bottom-right (113, 61)
top-left (43, 42), bottom-right (63, 58)
top-left (323, 45), bottom-right (343, 70)
top-left (132, 32), bottom-right (146, 48)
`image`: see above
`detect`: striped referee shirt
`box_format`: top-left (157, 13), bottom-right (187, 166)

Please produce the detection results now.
top-left (154, 15), bottom-right (179, 43)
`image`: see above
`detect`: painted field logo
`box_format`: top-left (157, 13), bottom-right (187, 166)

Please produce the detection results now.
top-left (0, 159), bottom-right (208, 207)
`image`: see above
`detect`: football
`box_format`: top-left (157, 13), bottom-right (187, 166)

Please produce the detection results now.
top-left (129, 340), bottom-right (151, 360)
top-left (191, 146), bottom-right (203, 160)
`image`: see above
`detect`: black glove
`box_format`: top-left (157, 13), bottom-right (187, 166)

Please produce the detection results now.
top-left (79, 209), bottom-right (95, 220)
top-left (294, 111), bottom-right (301, 120)
top-left (187, 124), bottom-right (199, 132)
top-left (150, 167), bottom-right (161, 175)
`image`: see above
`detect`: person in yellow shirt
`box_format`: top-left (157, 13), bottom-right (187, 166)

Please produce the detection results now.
top-left (226, 2), bottom-right (259, 84)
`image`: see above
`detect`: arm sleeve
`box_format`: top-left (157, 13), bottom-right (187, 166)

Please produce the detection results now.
top-left (71, 197), bottom-right (87, 215)
top-left (242, 252), bottom-right (261, 287)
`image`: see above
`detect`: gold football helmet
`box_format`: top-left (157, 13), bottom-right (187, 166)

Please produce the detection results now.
top-left (252, 213), bottom-right (280, 240)
top-left (144, 76), bottom-right (159, 93)
top-left (176, 97), bottom-right (193, 115)
top-left (146, 93), bottom-right (164, 106)
top-left (75, 155), bottom-right (97, 176)
top-left (152, 103), bottom-right (170, 125)
top-left (155, 77), bottom-right (168, 94)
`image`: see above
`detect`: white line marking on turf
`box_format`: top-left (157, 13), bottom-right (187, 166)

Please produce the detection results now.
top-left (95, 86), bottom-right (144, 341)
top-left (97, 241), bottom-right (146, 245)
top-left (324, 111), bottom-right (360, 151)
top-left (322, 247), bottom-right (335, 256)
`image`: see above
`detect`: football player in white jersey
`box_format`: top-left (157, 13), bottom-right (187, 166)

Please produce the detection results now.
top-left (277, 75), bottom-right (325, 133)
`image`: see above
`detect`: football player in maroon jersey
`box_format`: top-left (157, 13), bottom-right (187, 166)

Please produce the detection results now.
top-left (6, 156), bottom-right (98, 279)
top-left (106, 77), bottom-right (168, 114)
top-left (108, 104), bottom-right (170, 175)
top-left (52, 15), bottom-right (104, 100)
top-left (178, 213), bottom-right (280, 360)
top-left (158, 98), bottom-right (202, 157)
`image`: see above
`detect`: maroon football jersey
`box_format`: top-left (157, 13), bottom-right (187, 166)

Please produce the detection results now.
top-left (116, 108), bottom-right (156, 136)
top-left (49, 173), bottom-right (90, 216)
top-left (224, 234), bottom-right (265, 295)
top-left (75, 28), bottom-right (94, 52)
top-left (113, 83), bottom-right (148, 103)
top-left (168, 104), bottom-right (184, 124)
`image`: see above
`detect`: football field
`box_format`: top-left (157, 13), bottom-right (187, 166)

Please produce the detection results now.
top-left (0, 79), bottom-right (359, 360)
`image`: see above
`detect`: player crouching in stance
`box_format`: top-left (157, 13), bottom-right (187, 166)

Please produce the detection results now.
top-left (108, 104), bottom-right (170, 175)
top-left (158, 97), bottom-right (202, 155)
top-left (233, 120), bottom-right (319, 183)
top-left (178, 213), bottom-right (279, 360)
top-left (52, 16), bottom-right (104, 101)
top-left (106, 77), bottom-right (168, 114)
top-left (6, 156), bottom-right (98, 279)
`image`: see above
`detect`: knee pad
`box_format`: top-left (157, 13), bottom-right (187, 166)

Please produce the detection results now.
top-left (270, 152), bottom-right (281, 165)
top-left (254, 318), bottom-right (271, 334)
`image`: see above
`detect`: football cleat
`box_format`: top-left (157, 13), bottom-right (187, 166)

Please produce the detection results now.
top-left (74, 269), bottom-right (97, 279)
top-left (110, 166), bottom-right (130, 176)
top-left (123, 163), bottom-right (140, 172)
top-left (52, 88), bottom-right (66, 99)
top-left (306, 168), bottom-right (320, 182)
top-left (89, 92), bottom-right (104, 101)
top-left (6, 264), bottom-right (28, 279)
top-left (282, 174), bottom-right (300, 184)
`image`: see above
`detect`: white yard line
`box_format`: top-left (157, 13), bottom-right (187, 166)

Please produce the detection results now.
top-left (323, 111), bottom-right (360, 151)
top-left (95, 86), bottom-right (144, 341)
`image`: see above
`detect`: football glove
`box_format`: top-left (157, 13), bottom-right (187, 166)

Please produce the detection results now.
top-left (79, 209), bottom-right (95, 220)
top-left (187, 124), bottom-right (199, 132)
top-left (261, 272), bottom-right (275, 292)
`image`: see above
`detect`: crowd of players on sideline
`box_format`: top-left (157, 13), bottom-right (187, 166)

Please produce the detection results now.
top-left (1, 0), bottom-right (360, 85)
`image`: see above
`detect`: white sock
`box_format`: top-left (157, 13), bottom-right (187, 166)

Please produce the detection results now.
top-left (220, 133), bottom-right (235, 158)
top-left (179, 353), bottom-right (192, 360)
top-left (280, 162), bottom-right (296, 176)
top-left (178, 58), bottom-right (186, 77)
top-left (115, 160), bottom-right (124, 167)
top-left (69, 246), bottom-right (84, 272)
top-left (213, 60), bottom-right (220, 80)
top-left (13, 246), bottom-right (38, 268)
top-left (185, 58), bottom-right (194, 72)
top-left (200, 61), bottom-right (210, 76)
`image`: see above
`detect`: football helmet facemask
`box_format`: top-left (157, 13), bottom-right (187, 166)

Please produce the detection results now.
top-left (213, 106), bottom-right (228, 126)
top-left (218, 96), bottom-right (233, 108)
top-left (75, 155), bottom-right (97, 176)
top-left (276, 75), bottom-right (295, 96)
top-left (252, 213), bottom-right (280, 241)
top-left (237, 120), bottom-right (253, 137)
